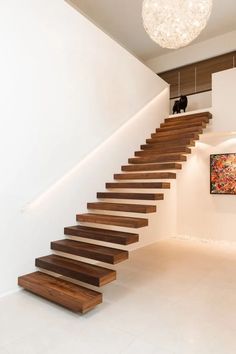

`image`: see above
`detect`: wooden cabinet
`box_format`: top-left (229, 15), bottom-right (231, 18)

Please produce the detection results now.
top-left (196, 53), bottom-right (234, 92)
top-left (159, 70), bottom-right (179, 98)
top-left (179, 65), bottom-right (195, 96)
top-left (158, 51), bottom-right (235, 99)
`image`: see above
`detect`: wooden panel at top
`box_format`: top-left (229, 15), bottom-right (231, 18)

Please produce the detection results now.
top-left (196, 53), bottom-right (234, 92)
top-left (159, 70), bottom-right (179, 98)
top-left (179, 65), bottom-right (195, 96)
top-left (158, 51), bottom-right (235, 98)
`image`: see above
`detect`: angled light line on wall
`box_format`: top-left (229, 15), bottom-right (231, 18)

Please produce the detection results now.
top-left (21, 90), bottom-right (168, 212)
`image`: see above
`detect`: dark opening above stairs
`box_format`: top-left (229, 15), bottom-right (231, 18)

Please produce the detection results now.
top-left (18, 111), bottom-right (212, 313)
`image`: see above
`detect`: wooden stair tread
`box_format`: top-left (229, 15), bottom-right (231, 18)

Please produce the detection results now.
top-left (87, 202), bottom-right (156, 213)
top-left (161, 118), bottom-right (210, 129)
top-left (64, 225), bottom-right (139, 245)
top-left (97, 192), bottom-right (164, 200)
top-left (146, 133), bottom-right (199, 143)
top-left (151, 126), bottom-right (203, 138)
top-left (51, 239), bottom-right (128, 264)
top-left (128, 154), bottom-right (187, 164)
top-left (164, 112), bottom-right (212, 123)
top-left (141, 139), bottom-right (195, 149)
top-left (18, 271), bottom-right (102, 313)
top-left (114, 172), bottom-right (176, 180)
top-left (36, 255), bottom-right (116, 287)
top-left (77, 213), bottom-right (148, 228)
top-left (122, 163), bottom-right (182, 172)
top-left (161, 116), bottom-right (209, 126)
top-left (159, 121), bottom-right (206, 131)
top-left (106, 182), bottom-right (170, 189)
top-left (135, 147), bottom-right (191, 156)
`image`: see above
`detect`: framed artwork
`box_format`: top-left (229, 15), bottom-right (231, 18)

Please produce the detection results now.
top-left (210, 153), bottom-right (236, 195)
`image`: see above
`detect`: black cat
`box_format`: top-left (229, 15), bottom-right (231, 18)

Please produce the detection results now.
top-left (172, 100), bottom-right (180, 114)
top-left (172, 95), bottom-right (188, 114)
top-left (179, 95), bottom-right (188, 112)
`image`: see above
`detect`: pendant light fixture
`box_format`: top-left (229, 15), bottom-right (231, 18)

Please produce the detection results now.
top-left (142, 0), bottom-right (213, 49)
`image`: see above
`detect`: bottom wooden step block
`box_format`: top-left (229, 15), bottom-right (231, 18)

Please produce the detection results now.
top-left (18, 271), bottom-right (102, 313)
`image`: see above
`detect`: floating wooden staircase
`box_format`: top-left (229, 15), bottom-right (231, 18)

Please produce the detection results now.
top-left (18, 111), bottom-right (212, 313)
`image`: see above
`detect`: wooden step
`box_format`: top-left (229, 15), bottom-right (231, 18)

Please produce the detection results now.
top-left (151, 126), bottom-right (203, 138)
top-left (106, 182), bottom-right (171, 189)
top-left (161, 117), bottom-right (210, 129)
top-left (141, 139), bottom-right (195, 150)
top-left (76, 213), bottom-right (148, 228)
top-left (128, 154), bottom-right (187, 164)
top-left (159, 121), bottom-right (206, 131)
top-left (114, 172), bottom-right (176, 180)
top-left (87, 202), bottom-right (156, 213)
top-left (146, 133), bottom-right (199, 144)
top-left (35, 255), bottom-right (116, 287)
top-left (64, 225), bottom-right (139, 245)
top-left (164, 112), bottom-right (212, 123)
top-left (121, 162), bottom-right (182, 172)
top-left (135, 147), bottom-right (191, 156)
top-left (18, 271), bottom-right (102, 313)
top-left (51, 239), bottom-right (128, 264)
top-left (122, 162), bottom-right (182, 172)
top-left (97, 192), bottom-right (164, 200)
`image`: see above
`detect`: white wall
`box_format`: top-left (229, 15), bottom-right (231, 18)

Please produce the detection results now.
top-left (176, 69), bottom-right (236, 242)
top-left (170, 91), bottom-right (212, 114)
top-left (212, 68), bottom-right (236, 132)
top-left (0, 1), bottom-right (168, 296)
top-left (177, 135), bottom-right (236, 242)
top-left (146, 30), bottom-right (236, 73)
top-left (23, 89), bottom-right (174, 253)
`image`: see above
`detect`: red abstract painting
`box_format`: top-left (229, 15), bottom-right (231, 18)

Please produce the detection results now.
top-left (210, 153), bottom-right (236, 194)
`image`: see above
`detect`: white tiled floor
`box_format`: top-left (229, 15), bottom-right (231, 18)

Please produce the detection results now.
top-left (1, 238), bottom-right (236, 354)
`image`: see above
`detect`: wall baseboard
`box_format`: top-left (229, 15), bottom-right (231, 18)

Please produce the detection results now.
top-left (0, 288), bottom-right (20, 300)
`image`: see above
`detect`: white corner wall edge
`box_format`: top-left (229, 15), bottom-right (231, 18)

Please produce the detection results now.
top-left (146, 30), bottom-right (236, 73)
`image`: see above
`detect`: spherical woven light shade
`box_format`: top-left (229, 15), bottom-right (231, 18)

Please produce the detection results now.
top-left (142, 0), bottom-right (213, 49)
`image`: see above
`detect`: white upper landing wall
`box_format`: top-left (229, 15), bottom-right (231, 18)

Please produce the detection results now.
top-left (176, 69), bottom-right (236, 243)
top-left (211, 68), bottom-right (236, 132)
top-left (0, 0), bottom-right (168, 296)
top-left (146, 30), bottom-right (236, 73)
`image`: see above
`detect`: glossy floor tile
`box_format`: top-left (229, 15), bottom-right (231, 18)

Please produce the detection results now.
top-left (1, 238), bottom-right (236, 354)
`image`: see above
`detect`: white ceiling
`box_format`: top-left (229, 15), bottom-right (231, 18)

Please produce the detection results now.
top-left (71, 0), bottom-right (236, 61)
